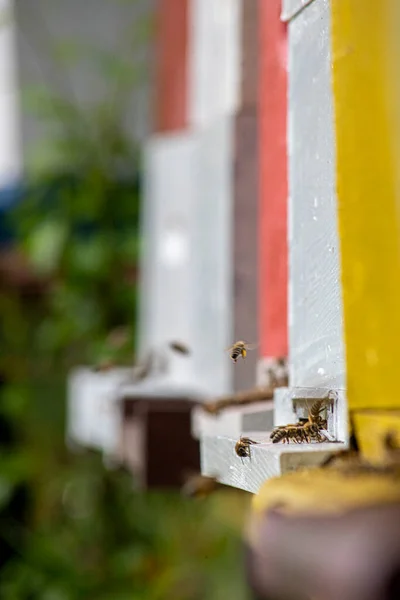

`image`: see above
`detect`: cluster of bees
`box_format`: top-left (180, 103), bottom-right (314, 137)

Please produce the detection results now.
top-left (270, 399), bottom-right (328, 444)
top-left (225, 341), bottom-right (331, 462)
top-left (95, 333), bottom-right (331, 465)
top-left (178, 340), bottom-right (400, 498)
top-left (234, 399), bottom-right (328, 461)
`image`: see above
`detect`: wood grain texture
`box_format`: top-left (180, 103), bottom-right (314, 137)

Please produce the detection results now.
top-left (288, 0), bottom-right (344, 388)
top-left (201, 434), bottom-right (343, 493)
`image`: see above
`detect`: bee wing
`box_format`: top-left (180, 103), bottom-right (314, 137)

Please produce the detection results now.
top-left (320, 429), bottom-right (335, 442)
top-left (244, 437), bottom-right (258, 445)
top-left (224, 345), bottom-right (235, 352)
top-left (244, 343), bottom-right (258, 351)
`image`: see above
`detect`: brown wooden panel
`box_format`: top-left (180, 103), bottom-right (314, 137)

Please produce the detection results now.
top-left (145, 408), bottom-right (199, 488)
top-left (232, 1), bottom-right (259, 392)
top-left (240, 0), bottom-right (259, 109)
top-left (233, 108), bottom-right (259, 392)
top-left (153, 0), bottom-right (189, 132)
top-left (121, 397), bottom-right (200, 488)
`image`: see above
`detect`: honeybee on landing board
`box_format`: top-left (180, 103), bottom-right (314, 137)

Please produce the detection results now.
top-left (270, 400), bottom-right (328, 444)
top-left (235, 436), bottom-right (258, 461)
top-left (226, 341), bottom-right (257, 363)
top-left (270, 422), bottom-right (309, 444)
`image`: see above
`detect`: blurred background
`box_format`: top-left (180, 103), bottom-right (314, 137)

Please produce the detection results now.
top-left (0, 0), bottom-right (254, 597)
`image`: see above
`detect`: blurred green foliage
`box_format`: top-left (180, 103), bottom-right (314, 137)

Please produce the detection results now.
top-left (0, 4), bottom-right (251, 599)
top-left (0, 452), bottom-right (251, 600)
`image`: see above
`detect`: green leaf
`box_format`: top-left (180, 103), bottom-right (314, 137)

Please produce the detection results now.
top-left (25, 220), bottom-right (68, 274)
top-left (66, 237), bottom-right (112, 277)
top-left (1, 384), bottom-right (30, 419)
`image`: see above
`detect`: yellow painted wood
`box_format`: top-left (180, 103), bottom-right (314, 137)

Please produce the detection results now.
top-left (331, 0), bottom-right (400, 409)
top-left (353, 410), bottom-right (400, 462)
top-left (247, 464), bottom-right (400, 549)
top-left (247, 466), bottom-right (400, 547)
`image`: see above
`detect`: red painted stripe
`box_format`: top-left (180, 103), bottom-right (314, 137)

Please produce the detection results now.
top-left (259, 0), bottom-right (288, 358)
top-left (153, 0), bottom-right (189, 132)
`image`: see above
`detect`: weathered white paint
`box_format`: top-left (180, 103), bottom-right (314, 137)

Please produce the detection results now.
top-left (192, 401), bottom-right (274, 440)
top-left (0, 0), bottom-right (21, 188)
top-left (139, 133), bottom-right (199, 388)
top-left (67, 368), bottom-right (131, 460)
top-left (201, 434), bottom-right (345, 493)
top-left (188, 0), bottom-right (242, 127)
top-left (288, 0), bottom-right (345, 388)
top-left (191, 116), bottom-right (234, 395)
top-left (274, 387), bottom-right (348, 443)
top-left (139, 118), bottom-right (234, 396)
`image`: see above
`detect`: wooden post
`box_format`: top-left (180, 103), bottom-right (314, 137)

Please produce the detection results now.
top-left (232, 0), bottom-right (259, 392)
top-left (259, 0), bottom-right (288, 362)
top-left (153, 0), bottom-right (189, 132)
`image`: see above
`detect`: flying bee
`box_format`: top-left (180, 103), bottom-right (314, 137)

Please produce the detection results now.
top-left (130, 350), bottom-right (169, 382)
top-left (131, 352), bottom-right (154, 382)
top-left (235, 436), bottom-right (258, 461)
top-left (226, 341), bottom-right (257, 363)
top-left (169, 340), bottom-right (191, 355)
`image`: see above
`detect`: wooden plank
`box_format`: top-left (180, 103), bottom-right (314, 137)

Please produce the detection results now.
top-left (201, 434), bottom-right (344, 494)
top-left (232, 1), bottom-right (258, 392)
top-left (188, 0), bottom-right (242, 127)
top-left (288, 0), bottom-right (345, 389)
top-left (0, 0), bottom-right (20, 185)
top-left (331, 0), bottom-right (400, 409)
top-left (240, 0), bottom-right (258, 109)
top-left (121, 397), bottom-right (200, 488)
top-left (233, 110), bottom-right (259, 392)
top-left (259, 0), bottom-right (288, 359)
top-left (153, 0), bottom-right (189, 132)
